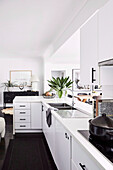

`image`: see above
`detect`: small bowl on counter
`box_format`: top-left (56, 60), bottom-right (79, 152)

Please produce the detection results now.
top-left (42, 93), bottom-right (55, 99)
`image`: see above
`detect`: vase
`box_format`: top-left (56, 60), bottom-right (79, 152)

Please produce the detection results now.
top-left (7, 87), bottom-right (13, 92)
top-left (56, 90), bottom-right (67, 98)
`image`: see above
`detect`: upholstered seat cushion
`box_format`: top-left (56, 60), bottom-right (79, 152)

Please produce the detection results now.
top-left (0, 117), bottom-right (5, 138)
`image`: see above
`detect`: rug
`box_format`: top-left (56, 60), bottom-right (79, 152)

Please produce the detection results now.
top-left (1, 108), bottom-right (13, 115)
top-left (1, 134), bottom-right (57, 170)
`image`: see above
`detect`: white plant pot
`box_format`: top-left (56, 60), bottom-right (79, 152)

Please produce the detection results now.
top-left (7, 87), bottom-right (13, 92)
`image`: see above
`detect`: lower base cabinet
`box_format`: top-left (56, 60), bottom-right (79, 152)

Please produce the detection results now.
top-left (42, 104), bottom-right (71, 170)
top-left (55, 119), bottom-right (70, 170)
top-left (72, 138), bottom-right (104, 170)
top-left (47, 114), bottom-right (55, 159)
top-left (71, 160), bottom-right (78, 170)
top-left (31, 103), bottom-right (42, 129)
top-left (42, 104), bottom-right (55, 160)
top-left (14, 102), bottom-right (42, 134)
top-left (42, 104), bottom-right (111, 170)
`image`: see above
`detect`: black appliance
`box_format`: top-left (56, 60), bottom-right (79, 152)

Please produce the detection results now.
top-left (78, 130), bottom-right (113, 163)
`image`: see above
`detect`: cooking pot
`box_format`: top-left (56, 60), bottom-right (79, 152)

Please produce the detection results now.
top-left (89, 114), bottom-right (113, 141)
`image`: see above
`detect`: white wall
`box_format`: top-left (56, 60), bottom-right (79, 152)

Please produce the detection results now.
top-left (44, 30), bottom-right (80, 92)
top-left (0, 57), bottom-right (44, 106)
top-left (44, 62), bottom-right (79, 92)
top-left (48, 29), bottom-right (80, 64)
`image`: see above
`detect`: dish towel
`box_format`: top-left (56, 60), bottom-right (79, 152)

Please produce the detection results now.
top-left (46, 108), bottom-right (52, 127)
top-left (46, 107), bottom-right (58, 127)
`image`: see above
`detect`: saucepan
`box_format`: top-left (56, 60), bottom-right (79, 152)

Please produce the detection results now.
top-left (89, 113), bottom-right (113, 141)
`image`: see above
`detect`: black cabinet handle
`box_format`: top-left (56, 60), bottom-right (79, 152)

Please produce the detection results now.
top-left (20, 105), bottom-right (25, 107)
top-left (20, 125), bottom-right (26, 127)
top-left (20, 112), bottom-right (26, 114)
top-left (20, 119), bottom-right (26, 120)
top-left (79, 163), bottom-right (86, 170)
top-left (92, 68), bottom-right (96, 83)
top-left (65, 132), bottom-right (67, 138)
top-left (65, 133), bottom-right (69, 140)
top-left (42, 105), bottom-right (44, 111)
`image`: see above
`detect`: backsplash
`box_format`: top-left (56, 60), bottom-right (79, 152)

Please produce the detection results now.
top-left (98, 102), bottom-right (113, 117)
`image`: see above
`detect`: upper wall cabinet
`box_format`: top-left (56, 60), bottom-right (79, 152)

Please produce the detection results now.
top-left (98, 0), bottom-right (113, 62)
top-left (80, 13), bottom-right (99, 85)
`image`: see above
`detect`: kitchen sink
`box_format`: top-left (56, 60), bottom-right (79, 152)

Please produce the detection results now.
top-left (56, 110), bottom-right (91, 118)
top-left (47, 103), bottom-right (91, 118)
top-left (48, 103), bottom-right (76, 110)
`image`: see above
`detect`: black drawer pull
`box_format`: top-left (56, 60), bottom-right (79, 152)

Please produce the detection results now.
top-left (79, 163), bottom-right (86, 170)
top-left (20, 125), bottom-right (26, 127)
top-left (20, 105), bottom-right (25, 107)
top-left (20, 119), bottom-right (26, 120)
top-left (20, 112), bottom-right (26, 114)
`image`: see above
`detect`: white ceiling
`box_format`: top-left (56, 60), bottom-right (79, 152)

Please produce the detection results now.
top-left (0, 0), bottom-right (108, 58)
top-left (49, 29), bottom-right (80, 64)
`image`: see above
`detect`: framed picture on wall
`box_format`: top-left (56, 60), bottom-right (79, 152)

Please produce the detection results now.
top-left (51, 70), bottom-right (66, 79)
top-left (72, 69), bottom-right (80, 91)
top-left (10, 70), bottom-right (32, 87)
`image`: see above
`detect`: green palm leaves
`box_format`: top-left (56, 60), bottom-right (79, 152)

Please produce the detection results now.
top-left (48, 77), bottom-right (73, 98)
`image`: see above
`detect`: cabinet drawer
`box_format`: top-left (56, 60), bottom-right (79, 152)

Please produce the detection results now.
top-left (72, 138), bottom-right (103, 170)
top-left (15, 110), bottom-right (30, 116)
top-left (15, 116), bottom-right (30, 123)
top-left (14, 103), bottom-right (30, 110)
top-left (15, 123), bottom-right (30, 129)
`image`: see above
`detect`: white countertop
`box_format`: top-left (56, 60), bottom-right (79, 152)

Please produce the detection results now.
top-left (13, 96), bottom-right (92, 114)
top-left (13, 96), bottom-right (72, 104)
top-left (50, 108), bottom-right (113, 169)
top-left (13, 96), bottom-right (113, 169)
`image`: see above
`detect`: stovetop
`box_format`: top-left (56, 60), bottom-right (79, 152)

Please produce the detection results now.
top-left (78, 130), bottom-right (113, 163)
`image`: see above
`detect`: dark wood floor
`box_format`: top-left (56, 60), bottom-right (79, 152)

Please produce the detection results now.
top-left (0, 109), bottom-right (57, 170)
top-left (0, 113), bottom-right (13, 170)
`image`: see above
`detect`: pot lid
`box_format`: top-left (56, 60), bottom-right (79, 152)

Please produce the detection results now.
top-left (90, 114), bottom-right (113, 129)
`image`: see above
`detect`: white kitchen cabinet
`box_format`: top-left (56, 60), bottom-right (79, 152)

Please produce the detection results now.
top-left (42, 103), bottom-right (55, 160)
top-left (14, 110), bottom-right (30, 116)
top-left (42, 103), bottom-right (48, 138)
top-left (72, 137), bottom-right (104, 170)
top-left (15, 115), bottom-right (30, 123)
top-left (15, 123), bottom-right (30, 129)
top-left (31, 103), bottom-right (42, 129)
top-left (14, 103), bottom-right (31, 133)
top-left (13, 102), bottom-right (42, 133)
top-left (98, 0), bottom-right (113, 62)
top-left (80, 13), bottom-right (99, 85)
top-left (14, 103), bottom-right (30, 110)
top-left (71, 160), bottom-right (78, 170)
top-left (47, 114), bottom-right (55, 159)
top-left (55, 119), bottom-right (70, 170)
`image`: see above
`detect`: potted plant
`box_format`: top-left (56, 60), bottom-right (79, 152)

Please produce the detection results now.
top-left (48, 76), bottom-right (73, 98)
top-left (1, 80), bottom-right (17, 91)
